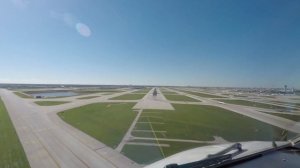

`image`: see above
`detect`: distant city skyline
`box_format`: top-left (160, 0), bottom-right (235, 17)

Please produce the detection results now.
top-left (0, 0), bottom-right (299, 88)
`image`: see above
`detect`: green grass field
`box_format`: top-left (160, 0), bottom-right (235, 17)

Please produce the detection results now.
top-left (122, 104), bottom-right (297, 164)
top-left (161, 91), bottom-right (178, 95)
top-left (182, 91), bottom-right (225, 98)
top-left (77, 96), bottom-right (99, 99)
top-left (121, 145), bottom-right (163, 164)
top-left (233, 95), bottom-right (248, 97)
top-left (159, 141), bottom-right (206, 157)
top-left (0, 98), bottom-right (30, 168)
top-left (132, 88), bottom-right (151, 94)
top-left (267, 113), bottom-right (300, 122)
top-left (110, 94), bottom-right (145, 100)
top-left (14, 92), bottom-right (32, 98)
top-left (271, 101), bottom-right (300, 108)
top-left (261, 96), bottom-right (276, 98)
top-left (74, 90), bottom-right (121, 95)
top-left (58, 103), bottom-right (137, 148)
top-left (122, 139), bottom-right (205, 164)
top-left (164, 94), bottom-right (200, 102)
top-left (24, 89), bottom-right (120, 97)
top-left (222, 94), bottom-right (231, 96)
top-left (140, 104), bottom-right (296, 141)
top-left (215, 99), bottom-right (296, 111)
top-left (35, 101), bottom-right (69, 106)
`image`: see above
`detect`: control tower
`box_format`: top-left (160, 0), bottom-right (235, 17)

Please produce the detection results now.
top-left (284, 85), bottom-right (287, 94)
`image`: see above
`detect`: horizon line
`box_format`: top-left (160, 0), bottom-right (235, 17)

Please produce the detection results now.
top-left (0, 82), bottom-right (298, 90)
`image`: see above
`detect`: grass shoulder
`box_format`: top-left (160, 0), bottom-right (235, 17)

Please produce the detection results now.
top-left (182, 91), bottom-right (225, 98)
top-left (141, 104), bottom-right (296, 142)
top-left (77, 96), bottom-right (99, 99)
top-left (0, 97), bottom-right (30, 168)
top-left (35, 101), bottom-right (69, 106)
top-left (58, 103), bottom-right (137, 148)
top-left (264, 112), bottom-right (300, 122)
top-left (14, 92), bottom-right (32, 98)
top-left (215, 99), bottom-right (296, 110)
top-left (164, 94), bottom-right (200, 102)
top-left (110, 94), bottom-right (145, 100)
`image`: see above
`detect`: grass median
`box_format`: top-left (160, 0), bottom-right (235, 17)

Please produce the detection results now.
top-left (132, 88), bottom-right (152, 94)
top-left (0, 97), bottom-right (30, 168)
top-left (266, 112), bottom-right (300, 122)
top-left (140, 104), bottom-right (296, 142)
top-left (215, 99), bottom-right (296, 111)
top-left (164, 94), bottom-right (200, 102)
top-left (14, 92), bottom-right (32, 98)
top-left (182, 91), bottom-right (225, 98)
top-left (77, 96), bottom-right (99, 99)
top-left (124, 104), bottom-right (297, 164)
top-left (110, 94), bottom-right (145, 100)
top-left (58, 103), bottom-right (137, 148)
top-left (35, 101), bottom-right (69, 106)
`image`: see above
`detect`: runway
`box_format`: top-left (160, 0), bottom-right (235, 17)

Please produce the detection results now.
top-left (0, 89), bottom-right (141, 168)
top-left (1, 86), bottom-right (300, 168)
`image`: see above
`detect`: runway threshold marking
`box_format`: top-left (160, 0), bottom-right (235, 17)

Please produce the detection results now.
top-left (147, 117), bottom-right (166, 158)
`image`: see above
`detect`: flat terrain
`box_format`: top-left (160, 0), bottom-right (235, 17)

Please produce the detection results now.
top-left (182, 91), bottom-right (225, 98)
top-left (2, 86), bottom-right (300, 167)
top-left (110, 93), bottom-right (145, 100)
top-left (35, 101), bottom-right (69, 106)
top-left (122, 145), bottom-right (163, 165)
top-left (164, 94), bottom-right (200, 102)
top-left (122, 103), bottom-right (298, 164)
top-left (77, 96), bottom-right (99, 99)
top-left (160, 91), bottom-right (178, 95)
top-left (216, 99), bottom-right (295, 110)
top-left (132, 88), bottom-right (152, 94)
top-left (73, 89), bottom-right (121, 95)
top-left (14, 92), bottom-right (32, 98)
top-left (266, 113), bottom-right (300, 122)
top-left (139, 104), bottom-right (296, 141)
top-left (158, 141), bottom-right (206, 157)
top-left (271, 101), bottom-right (300, 108)
top-left (1, 89), bottom-right (140, 168)
top-left (58, 103), bottom-right (137, 148)
top-left (233, 95), bottom-right (248, 97)
top-left (132, 88), bottom-right (174, 110)
top-left (0, 98), bottom-right (30, 168)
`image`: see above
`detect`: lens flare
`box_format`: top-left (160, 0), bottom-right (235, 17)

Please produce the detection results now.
top-left (76, 23), bottom-right (91, 37)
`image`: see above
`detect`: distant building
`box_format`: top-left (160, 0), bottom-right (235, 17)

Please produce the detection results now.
top-left (280, 85), bottom-right (295, 95)
top-left (284, 85), bottom-right (287, 94)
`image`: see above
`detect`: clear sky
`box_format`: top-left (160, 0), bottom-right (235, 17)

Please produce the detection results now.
top-left (0, 0), bottom-right (299, 88)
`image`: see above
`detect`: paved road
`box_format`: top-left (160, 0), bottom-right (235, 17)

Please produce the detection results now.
top-left (0, 89), bottom-right (140, 168)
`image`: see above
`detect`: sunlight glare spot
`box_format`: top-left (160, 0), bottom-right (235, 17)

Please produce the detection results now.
top-left (75, 23), bottom-right (92, 37)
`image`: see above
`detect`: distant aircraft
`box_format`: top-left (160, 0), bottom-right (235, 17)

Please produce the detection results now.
top-left (153, 88), bottom-right (158, 96)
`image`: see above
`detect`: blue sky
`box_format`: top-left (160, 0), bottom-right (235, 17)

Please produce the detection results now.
top-left (0, 0), bottom-right (299, 88)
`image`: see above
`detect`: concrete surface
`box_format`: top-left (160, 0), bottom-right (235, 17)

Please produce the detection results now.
top-left (0, 89), bottom-right (140, 168)
top-left (133, 88), bottom-right (174, 110)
